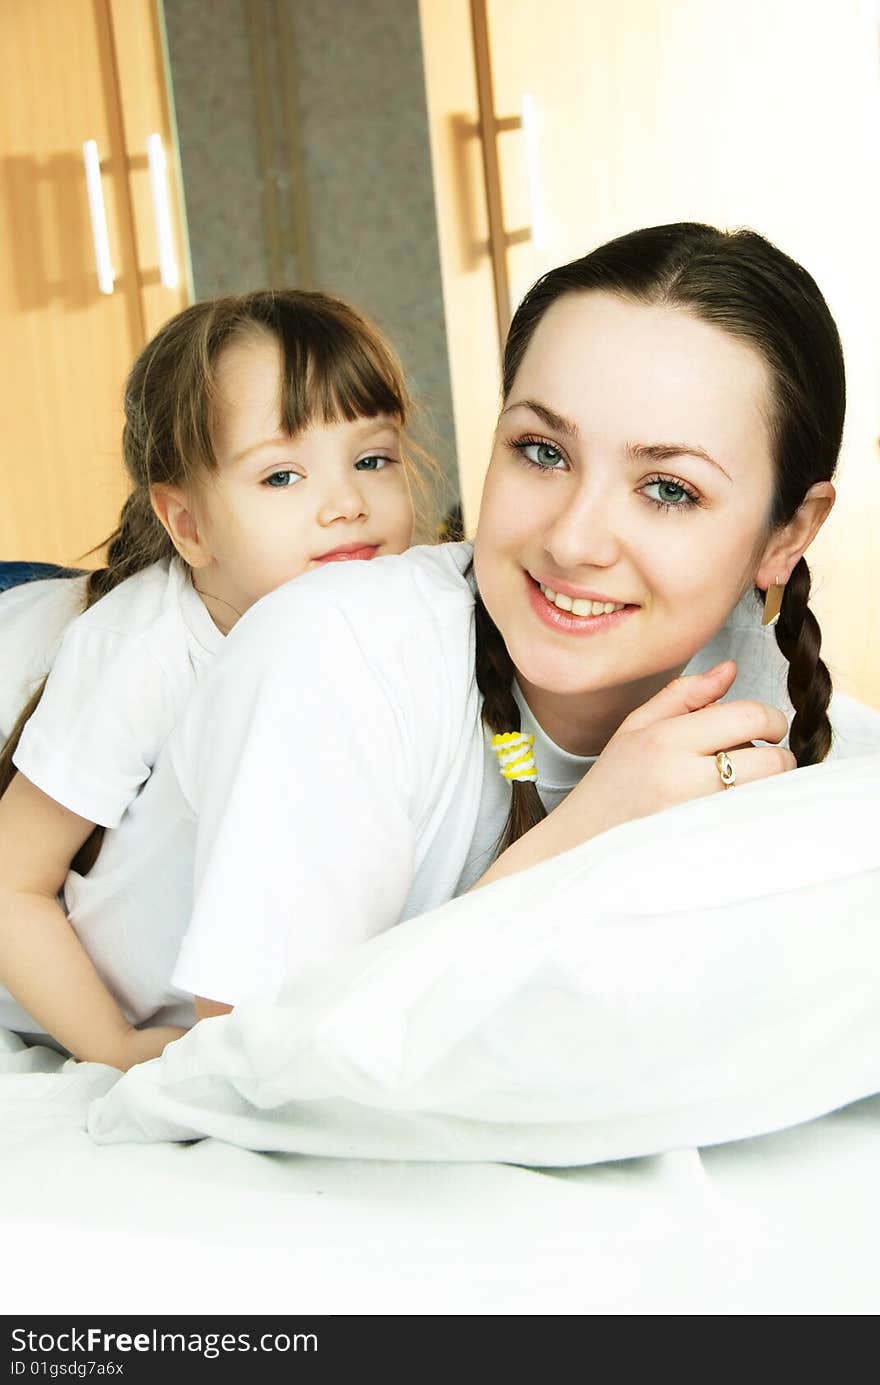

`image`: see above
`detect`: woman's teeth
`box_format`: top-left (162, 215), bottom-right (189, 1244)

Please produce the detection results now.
top-left (539, 583), bottom-right (626, 617)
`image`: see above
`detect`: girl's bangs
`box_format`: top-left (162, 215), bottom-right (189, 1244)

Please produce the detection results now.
top-left (276, 313), bottom-right (408, 436)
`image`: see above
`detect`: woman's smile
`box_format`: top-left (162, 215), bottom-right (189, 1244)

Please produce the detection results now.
top-left (526, 571), bottom-right (637, 635)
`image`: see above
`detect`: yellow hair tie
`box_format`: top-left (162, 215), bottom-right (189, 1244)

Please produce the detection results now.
top-left (491, 731), bottom-right (537, 782)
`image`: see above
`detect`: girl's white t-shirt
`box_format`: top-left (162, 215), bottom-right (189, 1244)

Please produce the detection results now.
top-left (13, 559), bottom-right (224, 827)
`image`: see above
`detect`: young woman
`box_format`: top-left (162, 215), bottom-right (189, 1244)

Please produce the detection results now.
top-left (0, 222), bottom-right (843, 1036)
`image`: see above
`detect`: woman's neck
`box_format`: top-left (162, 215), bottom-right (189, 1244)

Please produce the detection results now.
top-left (515, 665), bottom-right (686, 757)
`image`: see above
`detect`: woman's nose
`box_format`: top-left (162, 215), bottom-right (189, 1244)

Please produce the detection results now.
top-left (542, 481), bottom-right (622, 571)
top-left (316, 473), bottom-right (369, 526)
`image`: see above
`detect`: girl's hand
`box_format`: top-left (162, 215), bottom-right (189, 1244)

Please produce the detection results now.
top-left (571, 659), bottom-right (794, 837)
top-left (0, 775), bottom-right (188, 1071)
top-left (113, 1024), bottom-right (187, 1071)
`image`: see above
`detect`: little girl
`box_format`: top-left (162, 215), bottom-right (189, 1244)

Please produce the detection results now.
top-left (0, 288), bottom-right (426, 1067)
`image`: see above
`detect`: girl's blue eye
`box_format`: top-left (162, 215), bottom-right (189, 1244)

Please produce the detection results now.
top-left (354, 454), bottom-right (393, 471)
top-left (263, 470), bottom-right (301, 488)
top-left (519, 440), bottom-right (566, 470)
top-left (642, 477), bottom-right (699, 509)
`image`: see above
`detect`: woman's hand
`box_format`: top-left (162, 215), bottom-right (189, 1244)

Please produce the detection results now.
top-left (474, 660), bottom-right (794, 888)
top-left (575, 659), bottom-right (794, 834)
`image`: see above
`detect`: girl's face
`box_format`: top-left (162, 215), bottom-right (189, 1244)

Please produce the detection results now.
top-left (179, 335), bottom-right (414, 626)
top-left (474, 291), bottom-right (794, 709)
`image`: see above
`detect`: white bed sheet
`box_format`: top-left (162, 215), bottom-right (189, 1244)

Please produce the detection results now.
top-left (2, 1031), bottom-right (879, 1315)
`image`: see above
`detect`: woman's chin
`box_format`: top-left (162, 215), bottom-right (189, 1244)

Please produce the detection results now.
top-left (510, 646), bottom-right (630, 700)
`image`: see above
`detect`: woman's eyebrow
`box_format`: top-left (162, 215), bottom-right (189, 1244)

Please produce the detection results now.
top-left (501, 399), bottom-right (579, 436)
top-left (627, 441), bottom-right (732, 482)
top-left (502, 401), bottom-right (732, 481)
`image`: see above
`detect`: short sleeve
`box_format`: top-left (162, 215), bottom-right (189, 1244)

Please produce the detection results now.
top-left (13, 621), bottom-right (176, 828)
top-left (170, 587), bottom-right (418, 1005)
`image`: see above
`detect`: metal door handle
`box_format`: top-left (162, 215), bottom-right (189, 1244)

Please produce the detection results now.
top-left (146, 133), bottom-right (179, 289)
top-left (82, 140), bottom-right (115, 295)
top-left (520, 94), bottom-right (548, 252)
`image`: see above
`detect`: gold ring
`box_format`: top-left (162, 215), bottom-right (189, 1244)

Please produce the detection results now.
top-left (715, 750), bottom-right (736, 789)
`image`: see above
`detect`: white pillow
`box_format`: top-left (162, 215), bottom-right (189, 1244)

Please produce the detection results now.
top-left (89, 752), bottom-right (880, 1163)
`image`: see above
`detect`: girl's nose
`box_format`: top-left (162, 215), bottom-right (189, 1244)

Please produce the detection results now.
top-left (317, 474), bottom-right (369, 526)
top-left (543, 481), bottom-right (622, 572)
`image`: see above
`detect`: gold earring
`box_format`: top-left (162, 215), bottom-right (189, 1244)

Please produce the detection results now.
top-left (761, 576), bottom-right (784, 627)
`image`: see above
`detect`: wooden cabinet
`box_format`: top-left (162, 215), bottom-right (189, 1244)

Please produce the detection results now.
top-left (0, 0), bottom-right (189, 566)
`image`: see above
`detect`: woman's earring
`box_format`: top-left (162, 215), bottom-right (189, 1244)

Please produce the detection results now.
top-left (761, 576), bottom-right (785, 627)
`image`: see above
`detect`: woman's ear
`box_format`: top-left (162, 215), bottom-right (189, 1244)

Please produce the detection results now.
top-left (755, 481), bottom-right (835, 591)
top-left (150, 484), bottom-right (211, 569)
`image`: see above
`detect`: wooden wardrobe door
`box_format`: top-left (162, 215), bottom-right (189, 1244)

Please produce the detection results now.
top-left (109, 0), bottom-right (191, 343)
top-left (0, 0), bottom-right (144, 566)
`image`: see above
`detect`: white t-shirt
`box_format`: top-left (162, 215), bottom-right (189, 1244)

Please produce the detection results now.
top-left (0, 559), bottom-right (223, 1036)
top-left (0, 574), bottom-right (89, 743)
top-left (13, 558), bottom-right (224, 827)
top-left (169, 542), bottom-right (603, 1005)
top-left (68, 543), bottom-right (487, 1024)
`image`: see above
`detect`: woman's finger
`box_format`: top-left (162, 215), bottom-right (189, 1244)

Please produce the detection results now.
top-left (621, 661), bottom-right (737, 733)
top-left (708, 743), bottom-right (796, 792)
top-left (664, 698), bottom-right (791, 753)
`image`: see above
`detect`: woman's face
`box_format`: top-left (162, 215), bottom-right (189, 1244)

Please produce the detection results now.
top-left (474, 291), bottom-right (781, 702)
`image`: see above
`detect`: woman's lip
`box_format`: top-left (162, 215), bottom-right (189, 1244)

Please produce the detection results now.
top-left (531, 572), bottom-right (625, 603)
top-left (314, 544), bottom-right (380, 563)
top-left (525, 571), bottom-right (637, 635)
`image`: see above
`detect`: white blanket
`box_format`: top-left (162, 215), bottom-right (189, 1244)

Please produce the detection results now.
top-left (88, 753), bottom-right (880, 1167)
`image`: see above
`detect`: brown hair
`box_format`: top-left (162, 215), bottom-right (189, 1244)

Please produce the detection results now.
top-left (476, 223), bottom-right (845, 855)
top-left (0, 288), bottom-right (434, 813)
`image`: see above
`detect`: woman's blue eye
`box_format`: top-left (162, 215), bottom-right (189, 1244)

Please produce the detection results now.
top-left (354, 454), bottom-right (392, 471)
top-left (263, 470), bottom-right (301, 488)
top-left (520, 441), bottom-right (565, 469)
top-left (642, 478), bottom-right (698, 508)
